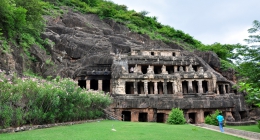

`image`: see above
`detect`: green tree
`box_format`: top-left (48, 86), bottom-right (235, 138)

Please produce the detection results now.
top-left (237, 20), bottom-right (260, 88)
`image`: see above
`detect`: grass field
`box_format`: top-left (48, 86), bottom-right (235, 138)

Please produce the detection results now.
top-left (226, 125), bottom-right (260, 133)
top-left (0, 120), bottom-right (245, 140)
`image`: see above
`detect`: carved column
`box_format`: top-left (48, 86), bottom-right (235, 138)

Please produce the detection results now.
top-left (98, 80), bottom-right (102, 91)
top-left (154, 82), bottom-right (158, 94)
top-left (134, 81), bottom-right (138, 94)
top-left (174, 66), bottom-right (178, 72)
top-left (86, 80), bottom-right (90, 89)
top-left (144, 81), bottom-right (148, 94)
top-left (172, 81), bottom-right (177, 94)
top-left (163, 80), bottom-right (167, 94)
top-left (188, 80), bottom-right (193, 93)
top-left (198, 80), bottom-right (203, 93)
top-left (223, 84), bottom-right (226, 94)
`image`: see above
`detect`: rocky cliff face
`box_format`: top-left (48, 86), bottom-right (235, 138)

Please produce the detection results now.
top-left (0, 7), bottom-right (233, 82)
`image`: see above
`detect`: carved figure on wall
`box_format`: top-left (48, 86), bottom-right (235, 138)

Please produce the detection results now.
top-left (129, 67), bottom-right (134, 73)
top-left (161, 65), bottom-right (168, 74)
top-left (198, 67), bottom-right (204, 74)
top-left (179, 66), bottom-right (184, 72)
top-left (147, 65), bottom-right (154, 74)
top-left (189, 64), bottom-right (195, 72)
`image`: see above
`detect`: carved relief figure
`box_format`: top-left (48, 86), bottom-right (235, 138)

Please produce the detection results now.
top-left (161, 65), bottom-right (168, 74)
top-left (198, 67), bottom-right (204, 74)
top-left (189, 64), bottom-right (195, 72)
top-left (147, 65), bottom-right (154, 74)
top-left (179, 66), bottom-right (184, 72)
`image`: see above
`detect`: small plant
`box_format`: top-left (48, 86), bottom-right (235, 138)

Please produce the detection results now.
top-left (167, 108), bottom-right (186, 125)
top-left (205, 110), bottom-right (220, 126)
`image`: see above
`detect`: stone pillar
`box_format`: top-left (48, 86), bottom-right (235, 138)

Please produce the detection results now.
top-left (188, 80), bottom-right (193, 93)
top-left (86, 80), bottom-right (90, 89)
top-left (226, 84), bottom-right (229, 93)
top-left (223, 84), bottom-right (226, 94)
top-left (172, 81), bottom-right (177, 94)
top-left (186, 66), bottom-right (189, 72)
top-left (154, 82), bottom-right (158, 94)
top-left (144, 81), bottom-right (148, 94)
top-left (163, 80), bottom-right (167, 94)
top-left (197, 109), bottom-right (204, 123)
top-left (98, 80), bottom-right (102, 91)
top-left (134, 81), bottom-right (138, 94)
top-left (174, 66), bottom-right (178, 72)
top-left (198, 80), bottom-right (203, 93)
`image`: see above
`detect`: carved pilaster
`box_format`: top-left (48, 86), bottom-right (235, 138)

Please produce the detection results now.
top-left (134, 81), bottom-right (138, 94)
top-left (174, 66), bottom-right (178, 72)
top-left (188, 80), bottom-right (193, 93)
top-left (154, 82), bottom-right (158, 94)
top-left (144, 81), bottom-right (148, 94)
top-left (198, 80), bottom-right (203, 93)
top-left (98, 80), bottom-right (102, 91)
top-left (86, 80), bottom-right (90, 89)
top-left (163, 80), bottom-right (167, 94)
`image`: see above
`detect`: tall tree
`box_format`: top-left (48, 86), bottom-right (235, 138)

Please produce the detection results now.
top-left (237, 20), bottom-right (260, 107)
top-left (237, 20), bottom-right (260, 87)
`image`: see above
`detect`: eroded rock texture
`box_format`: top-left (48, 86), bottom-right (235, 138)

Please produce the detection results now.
top-left (0, 7), bottom-right (252, 124)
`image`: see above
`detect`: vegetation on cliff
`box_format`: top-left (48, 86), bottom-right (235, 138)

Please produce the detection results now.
top-left (0, 0), bottom-right (259, 114)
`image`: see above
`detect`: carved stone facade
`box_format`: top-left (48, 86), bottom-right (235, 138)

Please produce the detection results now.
top-left (76, 48), bottom-right (248, 124)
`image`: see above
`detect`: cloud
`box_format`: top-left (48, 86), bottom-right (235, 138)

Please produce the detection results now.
top-left (111, 0), bottom-right (260, 44)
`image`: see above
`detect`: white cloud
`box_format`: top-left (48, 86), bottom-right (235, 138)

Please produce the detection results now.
top-left (111, 0), bottom-right (260, 45)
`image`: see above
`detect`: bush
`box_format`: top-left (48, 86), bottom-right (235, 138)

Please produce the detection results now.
top-left (204, 110), bottom-right (220, 126)
top-left (0, 70), bottom-right (112, 128)
top-left (167, 108), bottom-right (186, 125)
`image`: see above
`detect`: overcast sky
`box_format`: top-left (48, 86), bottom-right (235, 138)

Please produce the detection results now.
top-left (111, 0), bottom-right (260, 45)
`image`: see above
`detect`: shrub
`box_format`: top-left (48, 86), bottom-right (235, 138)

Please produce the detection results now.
top-left (0, 70), bottom-right (112, 128)
top-left (204, 110), bottom-right (220, 126)
top-left (167, 108), bottom-right (186, 125)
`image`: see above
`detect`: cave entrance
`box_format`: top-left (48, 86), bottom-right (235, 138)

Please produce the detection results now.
top-left (188, 113), bottom-right (196, 124)
top-left (166, 66), bottom-right (174, 74)
top-left (192, 65), bottom-right (198, 71)
top-left (148, 82), bottom-right (154, 94)
top-left (78, 80), bottom-right (86, 89)
top-left (202, 81), bottom-right (208, 93)
top-left (239, 111), bottom-right (247, 120)
top-left (204, 111), bottom-right (211, 118)
top-left (157, 113), bottom-right (165, 123)
top-left (139, 113), bottom-right (148, 122)
top-left (138, 82), bottom-right (144, 94)
top-left (90, 79), bottom-right (98, 90)
top-left (125, 82), bottom-right (134, 94)
top-left (102, 80), bottom-right (110, 93)
top-left (141, 65), bottom-right (148, 74)
top-left (192, 81), bottom-right (198, 93)
top-left (182, 81), bottom-right (188, 94)
top-left (218, 85), bottom-right (224, 94)
top-left (122, 111), bottom-right (131, 121)
top-left (158, 82), bottom-right (163, 94)
top-left (154, 66), bottom-right (161, 74)
top-left (167, 82), bottom-right (173, 94)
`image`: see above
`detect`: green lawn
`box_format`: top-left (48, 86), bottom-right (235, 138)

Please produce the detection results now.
top-left (226, 125), bottom-right (260, 133)
top-left (0, 120), bottom-right (245, 140)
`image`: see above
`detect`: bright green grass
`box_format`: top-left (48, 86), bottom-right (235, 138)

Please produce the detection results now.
top-left (226, 125), bottom-right (260, 133)
top-left (0, 120), bottom-right (245, 140)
